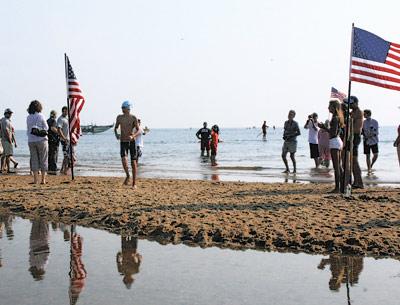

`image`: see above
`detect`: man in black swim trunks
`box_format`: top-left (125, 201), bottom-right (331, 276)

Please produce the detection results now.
top-left (196, 122), bottom-right (211, 157)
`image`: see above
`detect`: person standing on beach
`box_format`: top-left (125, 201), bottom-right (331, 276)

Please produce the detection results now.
top-left (210, 125), bottom-right (220, 166)
top-left (27, 100), bottom-right (49, 184)
top-left (319, 100), bottom-right (345, 193)
top-left (282, 110), bottom-right (300, 173)
top-left (304, 112), bottom-right (320, 168)
top-left (394, 124), bottom-right (400, 167)
top-left (47, 110), bottom-right (60, 175)
top-left (348, 96), bottom-right (364, 189)
top-left (57, 106), bottom-right (72, 175)
top-left (362, 110), bottom-right (379, 175)
top-left (1, 109), bottom-right (18, 173)
top-left (135, 119), bottom-right (146, 164)
top-left (115, 101), bottom-right (140, 188)
top-left (196, 122), bottom-right (211, 157)
top-left (318, 120), bottom-right (331, 168)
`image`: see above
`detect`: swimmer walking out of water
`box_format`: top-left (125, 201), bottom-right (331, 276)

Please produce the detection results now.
top-left (115, 101), bottom-right (141, 189)
top-left (196, 122), bottom-right (211, 157)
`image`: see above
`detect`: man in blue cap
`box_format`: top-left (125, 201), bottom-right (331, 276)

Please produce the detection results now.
top-left (114, 101), bottom-right (140, 188)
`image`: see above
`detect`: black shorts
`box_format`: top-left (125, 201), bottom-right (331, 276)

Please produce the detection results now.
top-left (201, 140), bottom-right (210, 151)
top-left (363, 142), bottom-right (379, 154)
top-left (120, 141), bottom-right (137, 161)
top-left (309, 143), bottom-right (319, 159)
top-left (353, 134), bottom-right (361, 157)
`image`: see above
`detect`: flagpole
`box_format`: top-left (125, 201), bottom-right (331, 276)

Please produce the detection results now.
top-left (342, 23), bottom-right (355, 194)
top-left (64, 53), bottom-right (75, 181)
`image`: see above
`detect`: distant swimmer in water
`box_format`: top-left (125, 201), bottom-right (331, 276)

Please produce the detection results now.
top-left (261, 121), bottom-right (269, 138)
top-left (196, 122), bottom-right (211, 157)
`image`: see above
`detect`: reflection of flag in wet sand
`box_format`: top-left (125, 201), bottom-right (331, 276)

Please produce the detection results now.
top-left (29, 220), bottom-right (50, 280)
top-left (116, 236), bottom-right (142, 289)
top-left (69, 231), bottom-right (87, 305)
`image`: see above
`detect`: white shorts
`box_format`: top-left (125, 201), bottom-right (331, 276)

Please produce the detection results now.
top-left (329, 137), bottom-right (343, 150)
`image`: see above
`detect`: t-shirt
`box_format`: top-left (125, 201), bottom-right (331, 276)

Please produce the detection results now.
top-left (27, 113), bottom-right (48, 143)
top-left (196, 128), bottom-right (211, 142)
top-left (134, 127), bottom-right (144, 147)
top-left (305, 120), bottom-right (319, 144)
top-left (115, 114), bottom-right (137, 142)
top-left (47, 117), bottom-right (59, 144)
top-left (0, 117), bottom-right (12, 140)
top-left (362, 118), bottom-right (379, 146)
top-left (283, 120), bottom-right (300, 142)
top-left (57, 116), bottom-right (69, 141)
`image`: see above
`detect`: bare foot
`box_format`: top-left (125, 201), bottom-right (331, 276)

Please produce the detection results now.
top-left (328, 188), bottom-right (340, 194)
top-left (132, 184), bottom-right (137, 190)
top-left (282, 170), bottom-right (290, 174)
top-left (123, 176), bottom-right (130, 185)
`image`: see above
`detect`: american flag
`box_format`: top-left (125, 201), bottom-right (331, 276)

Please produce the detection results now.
top-left (330, 87), bottom-right (347, 101)
top-left (66, 56), bottom-right (85, 145)
top-left (351, 27), bottom-right (400, 91)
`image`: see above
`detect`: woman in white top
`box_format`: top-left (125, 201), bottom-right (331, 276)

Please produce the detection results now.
top-left (26, 100), bottom-right (49, 184)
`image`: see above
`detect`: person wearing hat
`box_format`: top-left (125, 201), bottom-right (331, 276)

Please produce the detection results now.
top-left (114, 100), bottom-right (140, 188)
top-left (0, 108), bottom-right (18, 173)
top-left (47, 110), bottom-right (60, 174)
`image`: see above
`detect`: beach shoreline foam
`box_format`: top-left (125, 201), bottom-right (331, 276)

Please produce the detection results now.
top-left (1, 175), bottom-right (399, 257)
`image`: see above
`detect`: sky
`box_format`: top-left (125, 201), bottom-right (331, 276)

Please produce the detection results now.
top-left (1, 0), bottom-right (400, 129)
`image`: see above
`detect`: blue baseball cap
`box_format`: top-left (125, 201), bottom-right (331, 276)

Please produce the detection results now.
top-left (121, 100), bottom-right (132, 109)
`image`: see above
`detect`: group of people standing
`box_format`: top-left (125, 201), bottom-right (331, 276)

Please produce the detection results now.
top-left (195, 122), bottom-right (220, 166)
top-left (281, 96), bottom-right (399, 193)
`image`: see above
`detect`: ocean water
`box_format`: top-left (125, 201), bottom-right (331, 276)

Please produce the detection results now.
top-left (11, 126), bottom-right (400, 184)
top-left (2, 214), bottom-right (400, 305)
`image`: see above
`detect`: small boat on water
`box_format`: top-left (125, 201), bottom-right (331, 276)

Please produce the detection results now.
top-left (81, 124), bottom-right (114, 134)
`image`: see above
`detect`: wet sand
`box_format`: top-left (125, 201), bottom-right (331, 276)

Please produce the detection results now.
top-left (1, 175), bottom-right (400, 257)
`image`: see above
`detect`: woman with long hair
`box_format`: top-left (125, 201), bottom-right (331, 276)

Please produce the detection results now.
top-left (320, 99), bottom-right (345, 193)
top-left (26, 100), bottom-right (49, 184)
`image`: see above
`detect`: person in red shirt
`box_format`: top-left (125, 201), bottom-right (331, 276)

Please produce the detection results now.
top-left (395, 124), bottom-right (400, 167)
top-left (210, 125), bottom-right (220, 166)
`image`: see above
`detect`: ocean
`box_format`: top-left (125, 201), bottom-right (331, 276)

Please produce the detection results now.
top-left (11, 126), bottom-right (400, 185)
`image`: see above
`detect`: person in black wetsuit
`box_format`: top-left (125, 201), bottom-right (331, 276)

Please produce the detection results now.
top-left (196, 122), bottom-right (211, 157)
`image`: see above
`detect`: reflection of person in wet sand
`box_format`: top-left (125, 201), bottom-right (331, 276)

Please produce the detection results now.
top-left (0, 213), bottom-right (14, 240)
top-left (318, 255), bottom-right (363, 291)
top-left (69, 228), bottom-right (87, 305)
top-left (29, 219), bottom-right (50, 280)
top-left (116, 235), bottom-right (142, 289)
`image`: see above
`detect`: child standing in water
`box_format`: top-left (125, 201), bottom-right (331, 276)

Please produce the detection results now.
top-left (318, 120), bottom-right (331, 168)
top-left (210, 125), bottom-right (220, 166)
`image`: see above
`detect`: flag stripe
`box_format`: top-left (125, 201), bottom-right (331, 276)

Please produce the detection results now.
top-left (351, 59), bottom-right (400, 77)
top-left (350, 76), bottom-right (400, 91)
top-left (351, 67), bottom-right (400, 84)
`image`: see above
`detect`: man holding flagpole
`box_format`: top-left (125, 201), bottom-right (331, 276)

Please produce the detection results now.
top-left (115, 101), bottom-right (141, 189)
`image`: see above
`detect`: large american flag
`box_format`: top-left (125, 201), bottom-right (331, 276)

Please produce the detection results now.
top-left (330, 87), bottom-right (346, 101)
top-left (66, 56), bottom-right (85, 145)
top-left (351, 27), bottom-right (400, 91)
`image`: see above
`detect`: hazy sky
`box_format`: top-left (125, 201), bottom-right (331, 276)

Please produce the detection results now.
top-left (1, 0), bottom-right (400, 129)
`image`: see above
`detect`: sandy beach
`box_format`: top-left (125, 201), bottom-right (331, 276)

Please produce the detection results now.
top-left (1, 175), bottom-right (399, 257)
